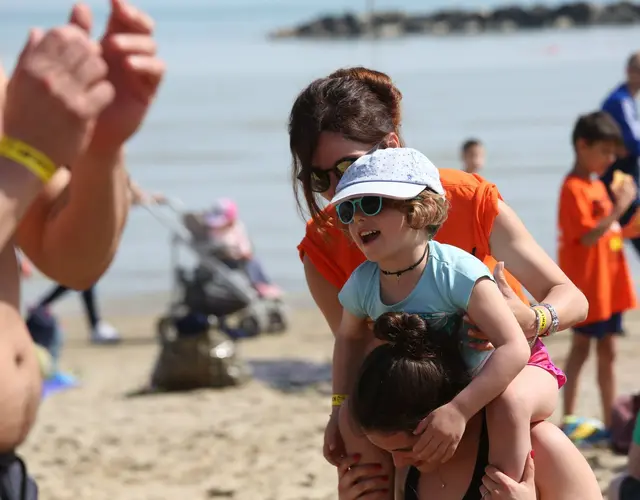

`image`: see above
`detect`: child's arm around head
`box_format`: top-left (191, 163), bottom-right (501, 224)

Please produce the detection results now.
top-left (452, 275), bottom-right (531, 419)
top-left (446, 253), bottom-right (554, 483)
top-left (462, 275), bottom-right (548, 483)
top-left (413, 250), bottom-right (531, 467)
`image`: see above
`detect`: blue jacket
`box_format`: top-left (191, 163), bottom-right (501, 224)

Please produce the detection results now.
top-left (602, 83), bottom-right (640, 158)
top-left (601, 83), bottom-right (640, 225)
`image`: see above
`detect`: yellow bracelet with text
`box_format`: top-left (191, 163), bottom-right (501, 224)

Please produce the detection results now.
top-left (533, 306), bottom-right (548, 335)
top-left (0, 136), bottom-right (56, 183)
top-left (332, 394), bottom-right (348, 407)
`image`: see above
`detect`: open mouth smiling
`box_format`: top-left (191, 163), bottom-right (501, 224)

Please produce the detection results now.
top-left (359, 229), bottom-right (380, 244)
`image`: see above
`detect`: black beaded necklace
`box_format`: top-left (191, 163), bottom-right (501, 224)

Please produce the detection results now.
top-left (380, 244), bottom-right (429, 281)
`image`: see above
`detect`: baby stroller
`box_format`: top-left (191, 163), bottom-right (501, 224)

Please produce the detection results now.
top-left (147, 200), bottom-right (288, 339)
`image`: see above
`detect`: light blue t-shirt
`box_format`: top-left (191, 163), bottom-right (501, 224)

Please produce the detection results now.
top-left (338, 240), bottom-right (495, 373)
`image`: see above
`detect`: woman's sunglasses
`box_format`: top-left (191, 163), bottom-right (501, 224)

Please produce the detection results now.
top-left (299, 143), bottom-right (382, 193)
top-left (336, 196), bottom-right (383, 224)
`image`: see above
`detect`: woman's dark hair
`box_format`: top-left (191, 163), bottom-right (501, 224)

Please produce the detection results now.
top-left (350, 312), bottom-right (471, 434)
top-left (289, 67), bottom-right (405, 224)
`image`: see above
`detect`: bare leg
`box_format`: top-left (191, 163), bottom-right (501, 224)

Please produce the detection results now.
top-left (339, 399), bottom-right (394, 499)
top-left (486, 365), bottom-right (558, 481)
top-left (562, 334), bottom-right (591, 418)
top-left (596, 334), bottom-right (616, 429)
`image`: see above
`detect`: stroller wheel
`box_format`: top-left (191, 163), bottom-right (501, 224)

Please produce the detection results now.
top-left (267, 308), bottom-right (288, 334)
top-left (239, 315), bottom-right (261, 338)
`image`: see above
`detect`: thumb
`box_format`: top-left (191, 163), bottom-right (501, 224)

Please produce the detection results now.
top-left (523, 451), bottom-right (535, 484)
top-left (69, 3), bottom-right (93, 34)
top-left (413, 417), bottom-right (429, 436)
top-left (493, 261), bottom-right (511, 292)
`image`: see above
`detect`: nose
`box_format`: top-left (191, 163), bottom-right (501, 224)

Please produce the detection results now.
top-left (354, 211), bottom-right (366, 224)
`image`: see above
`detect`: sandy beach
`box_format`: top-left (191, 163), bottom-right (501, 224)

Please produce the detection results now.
top-left (21, 301), bottom-right (640, 500)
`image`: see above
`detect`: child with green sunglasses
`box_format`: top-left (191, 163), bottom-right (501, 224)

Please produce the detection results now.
top-left (327, 147), bottom-right (563, 486)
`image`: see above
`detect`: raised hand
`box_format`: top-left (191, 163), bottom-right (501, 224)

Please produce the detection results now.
top-left (82, 0), bottom-right (165, 152)
top-left (3, 24), bottom-right (114, 166)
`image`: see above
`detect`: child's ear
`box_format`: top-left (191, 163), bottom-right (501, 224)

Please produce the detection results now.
top-left (385, 132), bottom-right (401, 148)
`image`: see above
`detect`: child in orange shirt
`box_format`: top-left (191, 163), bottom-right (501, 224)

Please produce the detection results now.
top-left (558, 111), bottom-right (637, 445)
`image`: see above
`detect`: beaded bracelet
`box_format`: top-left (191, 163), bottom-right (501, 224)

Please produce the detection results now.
top-left (539, 302), bottom-right (560, 336)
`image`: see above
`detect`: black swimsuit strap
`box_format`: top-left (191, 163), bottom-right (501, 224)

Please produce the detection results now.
top-left (404, 412), bottom-right (490, 500)
top-left (405, 465), bottom-right (420, 500)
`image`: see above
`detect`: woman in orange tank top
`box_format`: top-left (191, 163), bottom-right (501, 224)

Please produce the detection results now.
top-left (289, 67), bottom-right (588, 499)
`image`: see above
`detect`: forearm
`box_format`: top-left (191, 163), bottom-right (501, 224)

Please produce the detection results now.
top-left (527, 219), bottom-right (619, 333)
top-left (453, 343), bottom-right (529, 420)
top-left (40, 148), bottom-right (130, 288)
top-left (332, 334), bottom-right (368, 411)
top-left (526, 283), bottom-right (586, 336)
top-left (0, 158), bottom-right (44, 249)
top-left (580, 211), bottom-right (623, 246)
top-left (491, 200), bottom-right (589, 334)
top-left (515, 280), bottom-right (588, 337)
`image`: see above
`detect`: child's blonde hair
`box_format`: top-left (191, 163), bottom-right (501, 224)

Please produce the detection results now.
top-left (338, 190), bottom-right (449, 239)
top-left (393, 189), bottom-right (449, 238)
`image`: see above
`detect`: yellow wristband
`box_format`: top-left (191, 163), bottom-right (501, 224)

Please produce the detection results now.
top-left (332, 394), bottom-right (348, 407)
top-left (533, 306), bottom-right (548, 335)
top-left (0, 136), bottom-right (56, 183)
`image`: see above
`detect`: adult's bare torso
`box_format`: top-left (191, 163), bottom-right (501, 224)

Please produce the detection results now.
top-left (0, 241), bottom-right (41, 452)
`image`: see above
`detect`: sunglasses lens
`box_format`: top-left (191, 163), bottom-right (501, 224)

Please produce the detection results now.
top-left (310, 171), bottom-right (330, 193)
top-left (360, 196), bottom-right (383, 216)
top-left (337, 201), bottom-right (355, 224)
top-left (335, 160), bottom-right (355, 178)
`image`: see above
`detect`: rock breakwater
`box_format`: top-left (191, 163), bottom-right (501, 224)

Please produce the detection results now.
top-left (270, 1), bottom-right (640, 39)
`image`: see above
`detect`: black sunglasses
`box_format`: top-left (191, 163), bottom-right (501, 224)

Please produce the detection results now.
top-left (299, 143), bottom-right (383, 193)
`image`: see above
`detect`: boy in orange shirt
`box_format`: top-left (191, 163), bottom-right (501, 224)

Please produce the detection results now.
top-left (558, 111), bottom-right (637, 444)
